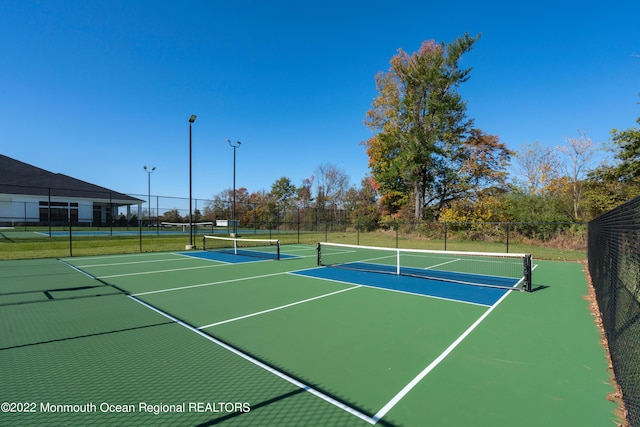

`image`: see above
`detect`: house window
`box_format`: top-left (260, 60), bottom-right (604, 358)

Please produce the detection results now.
top-left (39, 202), bottom-right (79, 224)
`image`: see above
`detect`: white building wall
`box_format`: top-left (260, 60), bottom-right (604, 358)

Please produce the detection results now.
top-left (9, 196), bottom-right (40, 222)
top-left (0, 195), bottom-right (93, 223)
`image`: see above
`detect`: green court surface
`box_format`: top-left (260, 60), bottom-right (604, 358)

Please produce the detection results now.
top-left (0, 245), bottom-right (619, 426)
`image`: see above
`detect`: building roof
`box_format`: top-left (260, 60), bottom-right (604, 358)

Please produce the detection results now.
top-left (0, 155), bottom-right (142, 204)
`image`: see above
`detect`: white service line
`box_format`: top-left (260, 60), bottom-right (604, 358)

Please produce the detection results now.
top-left (76, 257), bottom-right (197, 269)
top-left (371, 288), bottom-right (513, 423)
top-left (198, 285), bottom-right (362, 329)
top-left (57, 259), bottom-right (97, 279)
top-left (98, 263), bottom-right (228, 279)
top-left (61, 252), bottom-right (171, 262)
top-left (132, 271), bottom-right (287, 296)
top-left (423, 258), bottom-right (461, 269)
top-left (128, 295), bottom-right (378, 425)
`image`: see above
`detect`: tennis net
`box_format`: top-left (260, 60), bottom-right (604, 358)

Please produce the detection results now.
top-left (203, 235), bottom-right (280, 260)
top-left (161, 222), bottom-right (214, 232)
top-left (317, 242), bottom-right (532, 292)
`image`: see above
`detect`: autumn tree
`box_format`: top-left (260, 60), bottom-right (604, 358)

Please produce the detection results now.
top-left (439, 187), bottom-right (509, 224)
top-left (425, 128), bottom-right (512, 215)
top-left (314, 163), bottom-right (350, 213)
top-left (557, 130), bottom-right (600, 220)
top-left (207, 187), bottom-right (250, 222)
top-left (244, 190), bottom-right (273, 224)
top-left (344, 176), bottom-right (381, 230)
top-left (297, 176), bottom-right (314, 209)
top-left (363, 34), bottom-right (509, 220)
top-left (514, 141), bottom-right (562, 194)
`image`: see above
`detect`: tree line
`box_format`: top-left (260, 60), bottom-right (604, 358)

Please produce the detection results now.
top-left (202, 33), bottom-right (639, 228)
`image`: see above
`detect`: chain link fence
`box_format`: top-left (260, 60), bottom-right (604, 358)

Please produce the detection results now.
top-left (1, 187), bottom-right (586, 259)
top-left (588, 196), bottom-right (640, 427)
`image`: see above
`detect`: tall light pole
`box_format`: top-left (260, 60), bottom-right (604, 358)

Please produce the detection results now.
top-left (188, 115), bottom-right (197, 248)
top-left (143, 166), bottom-right (156, 226)
top-left (227, 139), bottom-right (241, 236)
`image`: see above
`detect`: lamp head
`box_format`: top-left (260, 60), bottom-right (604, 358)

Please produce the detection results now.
top-left (189, 115), bottom-right (197, 123)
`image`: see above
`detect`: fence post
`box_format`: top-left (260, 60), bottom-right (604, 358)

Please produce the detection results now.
top-left (506, 223), bottom-right (510, 253)
top-left (109, 192), bottom-right (113, 236)
top-left (48, 188), bottom-right (52, 236)
top-left (322, 220), bottom-right (325, 242)
top-left (297, 207), bottom-right (300, 244)
top-left (395, 221), bottom-right (399, 248)
top-left (444, 222), bottom-right (447, 251)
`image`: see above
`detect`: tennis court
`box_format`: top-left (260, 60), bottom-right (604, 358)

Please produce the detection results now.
top-left (0, 242), bottom-right (619, 426)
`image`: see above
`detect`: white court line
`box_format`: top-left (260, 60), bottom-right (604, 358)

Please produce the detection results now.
top-left (198, 285), bottom-right (361, 329)
top-left (57, 259), bottom-right (97, 279)
top-left (131, 271), bottom-right (287, 296)
top-left (61, 252), bottom-right (171, 262)
top-left (423, 258), bottom-right (461, 269)
top-left (371, 286), bottom-right (513, 423)
top-left (120, 252), bottom-right (535, 424)
top-left (77, 257), bottom-right (204, 269)
top-left (128, 295), bottom-right (378, 425)
top-left (98, 262), bottom-right (230, 279)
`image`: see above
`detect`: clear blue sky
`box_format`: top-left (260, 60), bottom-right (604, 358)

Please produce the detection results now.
top-left (1, 0), bottom-right (638, 205)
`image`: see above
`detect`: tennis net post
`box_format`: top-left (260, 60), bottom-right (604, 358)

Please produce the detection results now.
top-left (523, 254), bottom-right (532, 292)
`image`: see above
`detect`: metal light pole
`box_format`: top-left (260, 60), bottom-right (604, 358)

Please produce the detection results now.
top-left (227, 139), bottom-right (241, 236)
top-left (188, 115), bottom-right (197, 248)
top-left (143, 166), bottom-right (156, 227)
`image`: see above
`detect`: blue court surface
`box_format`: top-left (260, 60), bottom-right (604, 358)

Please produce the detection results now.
top-left (179, 250), bottom-right (298, 263)
top-left (292, 266), bottom-right (512, 306)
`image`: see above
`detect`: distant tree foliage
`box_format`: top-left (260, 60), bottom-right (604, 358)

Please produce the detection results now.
top-left (514, 141), bottom-right (562, 195)
top-left (610, 117), bottom-right (640, 181)
top-left (363, 33), bottom-right (511, 221)
top-left (201, 89), bottom-right (638, 228)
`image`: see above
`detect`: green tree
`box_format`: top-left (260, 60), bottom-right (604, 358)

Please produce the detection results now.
top-left (270, 176), bottom-right (297, 223)
top-left (364, 34), bottom-right (509, 220)
top-left (270, 176), bottom-right (297, 209)
top-left (161, 209), bottom-right (182, 222)
top-left (610, 116), bottom-right (640, 181)
top-left (500, 188), bottom-right (573, 240)
top-left (582, 115), bottom-right (640, 217)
